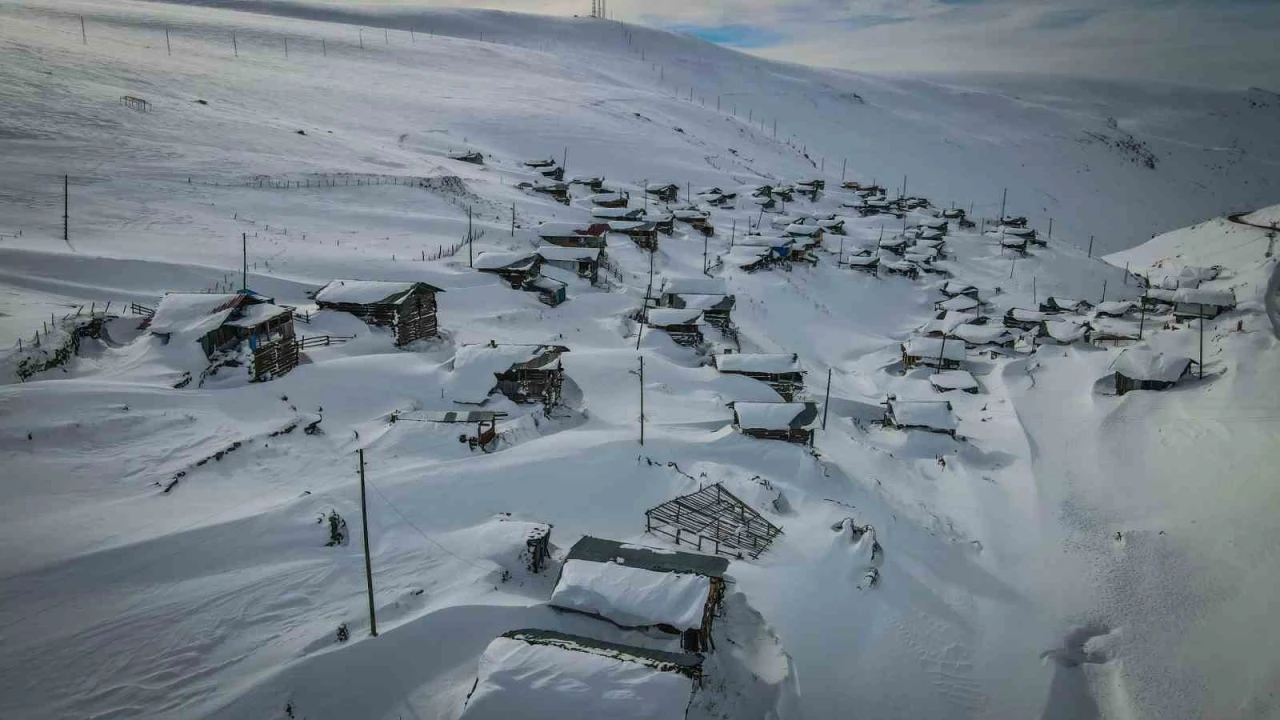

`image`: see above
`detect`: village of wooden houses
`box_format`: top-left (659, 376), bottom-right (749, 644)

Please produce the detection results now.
top-left (3, 4), bottom-right (1278, 720)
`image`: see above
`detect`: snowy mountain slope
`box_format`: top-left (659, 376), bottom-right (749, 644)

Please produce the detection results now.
top-left (1, 1), bottom-right (1278, 719)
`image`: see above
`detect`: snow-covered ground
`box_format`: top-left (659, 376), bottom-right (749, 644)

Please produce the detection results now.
top-left (1, 1), bottom-right (1278, 719)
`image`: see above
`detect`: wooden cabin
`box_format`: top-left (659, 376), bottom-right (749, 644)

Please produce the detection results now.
top-left (1001, 215), bottom-right (1028, 228)
top-left (148, 290), bottom-right (298, 381)
top-left (537, 245), bottom-right (601, 284)
top-left (550, 536), bottom-right (729, 653)
top-left (673, 209), bottom-right (713, 236)
top-left (883, 399), bottom-right (959, 437)
top-left (474, 251), bottom-right (541, 288)
top-left (518, 180), bottom-right (569, 204)
top-left (647, 308), bottom-right (704, 346)
top-left (941, 208), bottom-right (966, 220)
top-left (725, 246), bottom-right (774, 273)
top-left (934, 295), bottom-right (983, 314)
top-left (523, 158), bottom-right (564, 181)
top-left (610, 221), bottom-right (660, 251)
top-left (1112, 349), bottom-right (1197, 396)
top-left (537, 221), bottom-right (610, 249)
top-left (460, 629), bottom-right (703, 720)
top-left (948, 324), bottom-right (1017, 348)
top-left (589, 191), bottom-right (629, 208)
top-left (902, 337), bottom-right (966, 370)
top-left (883, 260), bottom-right (921, 280)
top-left (845, 254), bottom-right (880, 273)
top-left (644, 211), bottom-right (676, 235)
top-left (658, 277), bottom-right (735, 329)
top-left (569, 175), bottom-right (605, 192)
top-left (1000, 235), bottom-right (1029, 255)
top-left (878, 235), bottom-right (909, 255)
top-left (449, 342), bottom-right (570, 407)
top-left (713, 353), bottom-right (804, 400)
top-left (1173, 288), bottom-right (1236, 320)
top-left (447, 150), bottom-right (484, 165)
top-left (646, 183), bottom-right (681, 203)
top-left (314, 280), bottom-right (443, 346)
top-left (940, 281), bottom-right (980, 299)
top-left (729, 401), bottom-right (818, 445)
top-left (818, 217), bottom-right (845, 235)
top-left (1005, 308), bottom-right (1052, 330)
top-left (785, 223), bottom-right (824, 247)
top-left (1094, 301), bottom-right (1136, 318)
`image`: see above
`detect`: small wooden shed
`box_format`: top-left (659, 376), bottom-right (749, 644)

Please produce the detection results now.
top-left (658, 277), bottom-right (735, 330)
top-left (314, 280), bottom-right (443, 346)
top-left (714, 353), bottom-right (804, 400)
top-left (646, 183), bottom-right (681, 203)
top-left (647, 308), bottom-right (704, 346)
top-left (449, 342), bottom-right (570, 408)
top-left (474, 251), bottom-right (541, 288)
top-left (148, 290), bottom-right (298, 381)
top-left (537, 245), bottom-right (601, 284)
top-left (1172, 288), bottom-right (1236, 320)
top-left (611, 221), bottom-right (660, 251)
top-left (537, 221), bottom-right (610, 249)
top-left (902, 337), bottom-right (966, 370)
top-left (1112, 349), bottom-right (1197, 395)
top-left (447, 150), bottom-right (484, 165)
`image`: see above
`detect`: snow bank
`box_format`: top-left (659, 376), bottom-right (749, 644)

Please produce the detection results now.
top-left (549, 559), bottom-right (712, 631)
top-left (1113, 348), bottom-right (1194, 382)
top-left (731, 402), bottom-right (816, 431)
top-left (715, 354), bottom-right (802, 374)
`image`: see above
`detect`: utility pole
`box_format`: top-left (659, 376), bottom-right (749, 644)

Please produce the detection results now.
top-left (1138, 297), bottom-right (1146, 340)
top-left (467, 206), bottom-right (474, 268)
top-left (837, 236), bottom-right (845, 267)
top-left (821, 369), bottom-right (832, 430)
top-left (63, 175), bottom-right (69, 243)
top-left (1032, 277), bottom-right (1037, 306)
top-left (411, 29), bottom-right (414, 43)
top-left (511, 203), bottom-right (516, 237)
top-left (562, 147), bottom-right (568, 174)
top-left (357, 449), bottom-right (378, 637)
top-left (359, 28), bottom-right (364, 50)
top-left (902, 174), bottom-right (908, 199)
top-left (638, 356), bottom-right (645, 445)
top-left (730, 220), bottom-right (736, 248)
top-left (1047, 217), bottom-right (1053, 243)
top-left (1198, 310), bottom-right (1205, 379)
top-left (80, 15), bottom-right (86, 44)
top-left (384, 28), bottom-right (388, 44)
top-left (999, 188), bottom-right (1007, 223)
top-left (703, 231), bottom-right (709, 276)
top-left (284, 38), bottom-right (288, 57)
top-left (1087, 235), bottom-right (1095, 258)
top-left (242, 233), bottom-right (248, 290)
top-left (232, 31), bottom-right (238, 57)
top-left (165, 27), bottom-right (171, 55)
top-left (1100, 279), bottom-right (1107, 303)
top-left (841, 158), bottom-right (846, 184)
top-left (322, 39), bottom-right (326, 56)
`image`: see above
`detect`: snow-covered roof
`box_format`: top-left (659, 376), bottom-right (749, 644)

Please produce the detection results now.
top-left (922, 311), bottom-right (973, 335)
top-left (1041, 320), bottom-right (1090, 343)
top-left (734, 234), bottom-right (792, 248)
top-left (726, 247), bottom-right (771, 266)
top-left (549, 558), bottom-right (712, 631)
top-left (1114, 349), bottom-right (1194, 382)
top-left (879, 236), bottom-right (908, 248)
top-left (929, 370), bottom-right (979, 391)
top-left (786, 223), bottom-right (822, 236)
top-left (904, 337), bottom-right (967, 362)
top-left (1000, 236), bottom-right (1028, 248)
top-left (460, 631), bottom-right (698, 720)
top-left (920, 218), bottom-right (947, 229)
top-left (567, 536), bottom-right (729, 578)
top-left (951, 324), bottom-right (1014, 345)
top-left (646, 182), bottom-right (679, 191)
top-left (846, 254), bottom-right (879, 267)
top-left (647, 308), bottom-right (703, 326)
top-left (609, 220), bottom-right (657, 232)
top-left (315, 280), bottom-right (438, 305)
top-left (888, 400), bottom-right (958, 431)
top-left (1094, 301), bottom-right (1135, 316)
top-left (529, 275), bottom-right (566, 292)
top-left (537, 221), bottom-right (607, 237)
top-left (1008, 308), bottom-right (1050, 322)
top-left (589, 192), bottom-right (628, 204)
top-left (673, 209), bottom-right (709, 221)
top-left (537, 245), bottom-right (600, 262)
top-left (474, 251), bottom-right (538, 271)
top-left (937, 295), bottom-right (981, 313)
top-left (942, 281), bottom-right (977, 296)
top-left (731, 401), bottom-right (818, 430)
top-left (592, 207), bottom-right (643, 220)
top-left (661, 277), bottom-right (728, 296)
top-left (222, 302), bottom-right (291, 328)
top-left (714, 353), bottom-right (801, 374)
top-left (447, 344), bottom-right (566, 404)
top-left (1044, 297), bottom-right (1089, 311)
top-left (1090, 318), bottom-right (1140, 339)
top-left (148, 293), bottom-right (243, 337)
top-left (1173, 288), bottom-right (1235, 307)
top-left (679, 294), bottom-right (735, 311)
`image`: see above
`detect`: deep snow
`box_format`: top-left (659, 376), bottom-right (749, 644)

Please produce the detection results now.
top-left (1, 1), bottom-right (1278, 719)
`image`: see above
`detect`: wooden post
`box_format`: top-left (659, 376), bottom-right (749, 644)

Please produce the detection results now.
top-left (1032, 277), bottom-right (1037, 306)
top-left (639, 356), bottom-right (645, 445)
top-left (841, 158), bottom-right (846, 183)
top-left (165, 27), bottom-right (171, 55)
top-left (384, 28), bottom-right (388, 44)
top-left (1138, 297), bottom-right (1146, 340)
top-left (511, 203), bottom-right (515, 237)
top-left (358, 449), bottom-right (378, 637)
top-left (1088, 235), bottom-right (1095, 258)
top-left (1123, 262), bottom-right (1130, 285)
top-left (703, 231), bottom-right (709, 276)
top-left (1009, 256), bottom-right (1017, 279)
top-left (63, 175), bottom-right (68, 243)
top-left (730, 220), bottom-right (736, 248)
top-left (359, 28), bottom-right (364, 49)
top-left (242, 233), bottom-right (247, 290)
top-left (284, 38), bottom-right (288, 57)
top-left (411, 29), bottom-right (414, 44)
top-left (822, 369), bottom-right (832, 430)
top-left (80, 15), bottom-right (86, 44)
top-left (1047, 217), bottom-right (1053, 242)
top-left (232, 32), bottom-right (238, 57)
top-left (1100, 279), bottom-right (1107, 303)
top-left (322, 39), bottom-right (326, 56)
top-left (467, 206), bottom-right (473, 268)
top-left (999, 188), bottom-right (1007, 223)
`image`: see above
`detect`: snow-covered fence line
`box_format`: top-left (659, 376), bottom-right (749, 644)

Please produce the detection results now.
top-left (5, 306), bottom-right (118, 381)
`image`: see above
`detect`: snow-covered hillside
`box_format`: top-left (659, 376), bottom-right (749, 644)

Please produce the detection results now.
top-left (1, 1), bottom-right (1278, 719)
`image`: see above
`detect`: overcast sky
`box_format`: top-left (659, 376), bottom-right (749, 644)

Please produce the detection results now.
top-left (362, 0), bottom-right (1279, 89)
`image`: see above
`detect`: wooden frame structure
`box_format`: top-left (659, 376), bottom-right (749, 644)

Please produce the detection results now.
top-left (645, 483), bottom-right (783, 560)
